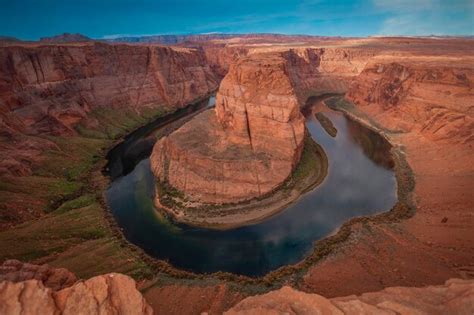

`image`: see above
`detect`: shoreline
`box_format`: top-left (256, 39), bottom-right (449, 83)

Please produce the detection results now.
top-left (153, 133), bottom-right (329, 230)
top-left (94, 95), bottom-right (415, 287)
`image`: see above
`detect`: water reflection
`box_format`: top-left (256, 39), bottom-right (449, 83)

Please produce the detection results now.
top-left (106, 100), bottom-right (397, 276)
top-left (346, 119), bottom-right (395, 169)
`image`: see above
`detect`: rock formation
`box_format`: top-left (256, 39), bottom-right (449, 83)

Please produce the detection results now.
top-left (151, 53), bottom-right (306, 205)
top-left (0, 42), bottom-right (218, 176)
top-left (346, 59), bottom-right (474, 143)
top-left (0, 259), bottom-right (77, 291)
top-left (150, 47), bottom-right (373, 206)
top-left (301, 54), bottom-right (474, 298)
top-left (226, 279), bottom-right (474, 314)
top-left (0, 273), bottom-right (152, 315)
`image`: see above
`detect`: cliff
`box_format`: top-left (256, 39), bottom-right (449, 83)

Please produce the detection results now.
top-left (0, 42), bottom-right (218, 176)
top-left (346, 58), bottom-right (474, 143)
top-left (2, 261), bottom-right (472, 315)
top-left (151, 53), bottom-right (306, 205)
top-left (302, 55), bottom-right (474, 299)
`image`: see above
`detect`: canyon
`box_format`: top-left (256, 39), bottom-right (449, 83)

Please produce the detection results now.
top-left (0, 42), bottom-right (217, 226)
top-left (150, 53), bottom-right (307, 205)
top-left (0, 35), bottom-right (473, 314)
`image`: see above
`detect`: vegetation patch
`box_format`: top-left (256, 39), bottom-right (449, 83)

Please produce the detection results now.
top-left (315, 112), bottom-right (338, 137)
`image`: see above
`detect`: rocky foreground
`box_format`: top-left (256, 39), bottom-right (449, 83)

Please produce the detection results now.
top-left (1, 261), bottom-right (473, 314)
top-left (0, 261), bottom-right (152, 315)
top-left (227, 280), bottom-right (474, 314)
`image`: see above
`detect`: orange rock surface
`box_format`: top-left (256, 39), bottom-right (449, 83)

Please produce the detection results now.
top-left (0, 273), bottom-right (152, 315)
top-left (0, 42), bottom-right (218, 176)
top-left (226, 279), bottom-right (474, 314)
top-left (301, 55), bottom-right (474, 297)
top-left (151, 53), bottom-right (306, 204)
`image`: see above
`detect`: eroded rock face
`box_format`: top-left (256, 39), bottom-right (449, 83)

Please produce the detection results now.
top-left (284, 48), bottom-right (374, 102)
top-left (0, 273), bottom-right (153, 315)
top-left (151, 53), bottom-right (306, 204)
top-left (226, 279), bottom-right (474, 314)
top-left (346, 60), bottom-right (474, 143)
top-left (0, 42), bottom-right (218, 176)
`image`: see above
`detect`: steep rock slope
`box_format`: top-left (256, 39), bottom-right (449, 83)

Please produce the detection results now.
top-left (151, 53), bottom-right (305, 204)
top-left (347, 58), bottom-right (474, 142)
top-left (302, 56), bottom-right (474, 297)
top-left (0, 42), bottom-right (218, 176)
top-left (0, 42), bottom-right (218, 227)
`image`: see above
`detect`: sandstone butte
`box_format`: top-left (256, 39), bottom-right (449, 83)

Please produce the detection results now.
top-left (1, 261), bottom-right (473, 315)
top-left (150, 48), bottom-right (371, 206)
top-left (151, 53), bottom-right (306, 205)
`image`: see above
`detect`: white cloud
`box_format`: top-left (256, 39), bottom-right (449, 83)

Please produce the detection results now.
top-left (375, 0), bottom-right (474, 36)
top-left (373, 0), bottom-right (436, 11)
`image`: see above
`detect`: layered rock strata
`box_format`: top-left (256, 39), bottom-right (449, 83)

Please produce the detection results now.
top-left (0, 42), bottom-right (218, 176)
top-left (302, 56), bottom-right (474, 297)
top-left (151, 54), bottom-right (306, 204)
top-left (346, 59), bottom-right (474, 142)
top-left (150, 48), bottom-right (374, 206)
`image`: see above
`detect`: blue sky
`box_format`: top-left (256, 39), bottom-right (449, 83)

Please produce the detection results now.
top-left (1, 0), bottom-right (473, 40)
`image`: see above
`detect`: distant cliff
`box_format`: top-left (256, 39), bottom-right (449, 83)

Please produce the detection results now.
top-left (40, 33), bottom-right (92, 43)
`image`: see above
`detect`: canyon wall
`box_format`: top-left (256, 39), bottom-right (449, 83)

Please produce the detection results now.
top-left (0, 42), bottom-right (218, 176)
top-left (284, 48), bottom-right (374, 102)
top-left (346, 58), bottom-right (474, 143)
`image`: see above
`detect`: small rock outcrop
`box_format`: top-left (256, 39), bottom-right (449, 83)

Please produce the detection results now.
top-left (0, 259), bottom-right (77, 291)
top-left (0, 273), bottom-right (152, 315)
top-left (151, 53), bottom-right (306, 205)
top-left (226, 279), bottom-right (474, 314)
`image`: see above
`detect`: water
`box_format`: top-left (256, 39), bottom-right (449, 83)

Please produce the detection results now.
top-left (106, 97), bottom-right (397, 276)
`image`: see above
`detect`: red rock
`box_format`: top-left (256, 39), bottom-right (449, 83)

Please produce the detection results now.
top-left (0, 42), bottom-right (218, 177)
top-left (0, 273), bottom-right (152, 315)
top-left (151, 53), bottom-right (306, 205)
top-left (0, 259), bottom-right (77, 291)
top-left (346, 59), bottom-right (474, 143)
top-left (150, 47), bottom-right (372, 206)
top-left (226, 279), bottom-right (474, 314)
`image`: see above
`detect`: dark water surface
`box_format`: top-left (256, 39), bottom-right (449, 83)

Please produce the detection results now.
top-left (106, 97), bottom-right (397, 276)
